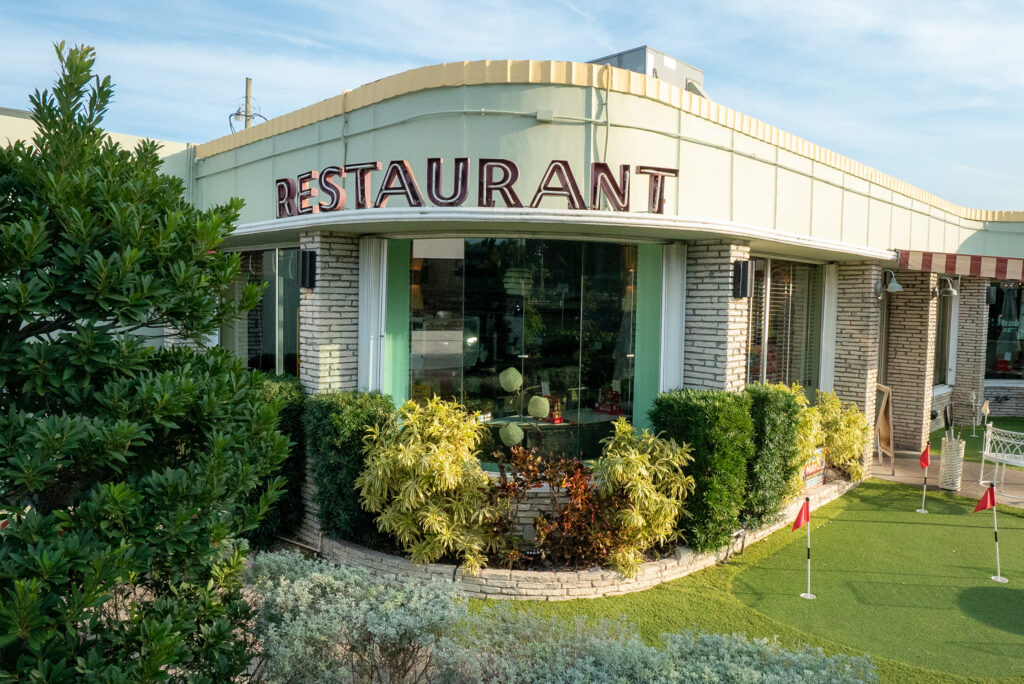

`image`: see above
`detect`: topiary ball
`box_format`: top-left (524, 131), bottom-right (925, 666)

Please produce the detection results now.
top-left (527, 395), bottom-right (550, 419)
top-left (499, 422), bottom-right (524, 446)
top-left (499, 367), bottom-right (523, 393)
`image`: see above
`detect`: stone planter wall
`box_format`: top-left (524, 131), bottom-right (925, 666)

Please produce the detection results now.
top-left (306, 479), bottom-right (857, 601)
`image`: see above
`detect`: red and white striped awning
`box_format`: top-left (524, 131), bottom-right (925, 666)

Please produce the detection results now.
top-left (898, 250), bottom-right (1024, 280)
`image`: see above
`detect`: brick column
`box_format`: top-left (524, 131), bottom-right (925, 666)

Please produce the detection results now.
top-left (885, 271), bottom-right (937, 452)
top-left (298, 232), bottom-right (360, 394)
top-left (833, 262), bottom-right (882, 473)
top-left (294, 232), bottom-right (362, 549)
top-left (952, 277), bottom-right (987, 424)
top-left (683, 240), bottom-right (751, 391)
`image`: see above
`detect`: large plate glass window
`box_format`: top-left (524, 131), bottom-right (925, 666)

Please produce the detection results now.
top-left (220, 247), bottom-right (300, 376)
top-left (409, 238), bottom-right (638, 460)
top-left (986, 281), bottom-right (1024, 380)
top-left (745, 258), bottom-right (823, 397)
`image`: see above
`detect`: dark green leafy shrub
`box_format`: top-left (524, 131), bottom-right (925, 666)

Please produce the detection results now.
top-left (0, 45), bottom-right (282, 681)
top-left (743, 383), bottom-right (802, 530)
top-left (650, 389), bottom-right (753, 552)
top-left (305, 390), bottom-right (393, 545)
top-left (246, 374), bottom-right (307, 549)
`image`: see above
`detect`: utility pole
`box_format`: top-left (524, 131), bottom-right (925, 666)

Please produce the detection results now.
top-left (244, 77), bottom-right (253, 129)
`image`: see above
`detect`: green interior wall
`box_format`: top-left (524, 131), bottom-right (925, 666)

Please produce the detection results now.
top-left (633, 244), bottom-right (663, 430)
top-left (383, 239), bottom-right (410, 406)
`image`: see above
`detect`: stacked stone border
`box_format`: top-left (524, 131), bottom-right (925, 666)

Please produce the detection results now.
top-left (304, 479), bottom-right (857, 601)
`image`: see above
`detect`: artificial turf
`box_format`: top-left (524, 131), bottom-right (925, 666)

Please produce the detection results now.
top-left (486, 479), bottom-right (1024, 684)
top-left (929, 416), bottom-right (1024, 470)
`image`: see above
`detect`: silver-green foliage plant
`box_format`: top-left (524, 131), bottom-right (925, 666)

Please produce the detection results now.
top-left (434, 606), bottom-right (877, 684)
top-left (816, 391), bottom-right (871, 481)
top-left (592, 418), bottom-right (695, 577)
top-left (356, 396), bottom-right (500, 573)
top-left (247, 551), bottom-right (465, 684)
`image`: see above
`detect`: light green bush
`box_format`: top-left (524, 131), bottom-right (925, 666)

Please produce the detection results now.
top-left (434, 606), bottom-right (877, 683)
top-left (356, 396), bottom-right (502, 573)
top-left (592, 418), bottom-right (695, 577)
top-left (816, 391), bottom-right (871, 481)
top-left (247, 551), bottom-right (464, 683)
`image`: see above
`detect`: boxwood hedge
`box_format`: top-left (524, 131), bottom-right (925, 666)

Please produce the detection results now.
top-left (650, 389), bottom-right (753, 552)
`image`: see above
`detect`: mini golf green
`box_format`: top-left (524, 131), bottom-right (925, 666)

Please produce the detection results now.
top-left (733, 480), bottom-right (1023, 681)
top-left (497, 480), bottom-right (1024, 683)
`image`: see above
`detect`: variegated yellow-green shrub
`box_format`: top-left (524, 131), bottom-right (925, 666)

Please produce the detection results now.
top-left (773, 384), bottom-right (824, 499)
top-left (356, 397), bottom-right (501, 574)
top-left (592, 419), bottom-right (695, 578)
top-left (816, 390), bottom-right (870, 481)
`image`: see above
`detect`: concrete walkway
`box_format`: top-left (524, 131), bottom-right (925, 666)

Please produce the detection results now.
top-left (872, 452), bottom-right (1024, 509)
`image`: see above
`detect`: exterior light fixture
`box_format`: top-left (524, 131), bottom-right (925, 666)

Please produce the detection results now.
top-left (299, 250), bottom-right (317, 288)
top-left (732, 260), bottom-right (753, 298)
top-left (874, 269), bottom-right (903, 299)
top-left (933, 274), bottom-right (959, 298)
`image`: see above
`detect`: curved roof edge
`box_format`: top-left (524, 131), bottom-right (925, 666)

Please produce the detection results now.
top-left (194, 59), bottom-right (1023, 223)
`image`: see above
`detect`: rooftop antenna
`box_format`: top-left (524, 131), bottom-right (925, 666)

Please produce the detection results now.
top-left (229, 77), bottom-right (267, 132)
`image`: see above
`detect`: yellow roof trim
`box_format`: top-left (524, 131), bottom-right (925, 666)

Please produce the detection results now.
top-left (193, 59), bottom-right (1024, 222)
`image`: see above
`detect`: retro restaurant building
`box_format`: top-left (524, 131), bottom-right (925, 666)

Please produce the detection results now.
top-left (8, 47), bottom-right (1024, 464)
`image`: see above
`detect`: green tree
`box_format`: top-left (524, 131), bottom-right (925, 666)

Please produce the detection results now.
top-left (0, 43), bottom-right (285, 681)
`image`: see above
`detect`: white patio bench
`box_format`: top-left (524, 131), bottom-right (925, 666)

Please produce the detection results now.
top-left (979, 422), bottom-right (1024, 493)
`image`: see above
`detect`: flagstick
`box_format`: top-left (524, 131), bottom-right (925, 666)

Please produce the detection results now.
top-left (800, 498), bottom-right (815, 600)
top-left (991, 489), bottom-right (1008, 584)
top-left (916, 464), bottom-right (928, 514)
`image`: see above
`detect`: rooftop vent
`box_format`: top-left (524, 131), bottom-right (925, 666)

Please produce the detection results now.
top-left (588, 46), bottom-right (708, 98)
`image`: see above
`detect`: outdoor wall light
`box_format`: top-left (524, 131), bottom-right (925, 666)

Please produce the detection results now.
top-left (299, 250), bottom-right (317, 288)
top-left (873, 269), bottom-right (903, 299)
top-left (932, 275), bottom-right (959, 298)
top-left (732, 260), bottom-right (753, 298)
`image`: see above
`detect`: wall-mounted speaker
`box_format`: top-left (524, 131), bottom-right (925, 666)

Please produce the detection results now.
top-left (732, 260), bottom-right (753, 298)
top-left (299, 250), bottom-right (317, 288)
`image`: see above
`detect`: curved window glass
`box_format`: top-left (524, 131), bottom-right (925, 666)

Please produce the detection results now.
top-left (409, 238), bottom-right (638, 460)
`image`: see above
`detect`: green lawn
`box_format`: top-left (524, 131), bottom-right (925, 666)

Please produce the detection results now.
top-left (929, 416), bottom-right (1024, 470)
top-left (487, 480), bottom-right (1024, 684)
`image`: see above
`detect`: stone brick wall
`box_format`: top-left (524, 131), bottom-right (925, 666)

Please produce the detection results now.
top-left (952, 277), bottom-right (988, 424)
top-left (985, 382), bottom-right (1024, 417)
top-left (885, 271), bottom-right (937, 452)
top-left (833, 262), bottom-right (882, 471)
top-left (683, 240), bottom-right (751, 391)
top-left (931, 387), bottom-right (952, 433)
top-left (310, 479), bottom-right (856, 600)
top-left (297, 232), bottom-right (360, 394)
top-left (292, 231), bottom-right (361, 550)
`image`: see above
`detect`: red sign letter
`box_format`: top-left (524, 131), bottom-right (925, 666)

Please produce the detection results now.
top-left (530, 160), bottom-right (586, 210)
top-left (590, 163), bottom-right (630, 211)
top-left (344, 161), bottom-right (383, 209)
top-left (319, 166), bottom-right (346, 212)
top-left (426, 157), bottom-right (469, 207)
top-left (374, 160), bottom-right (425, 208)
top-left (276, 178), bottom-right (297, 218)
top-left (636, 165), bottom-right (678, 214)
top-left (478, 159), bottom-right (523, 208)
top-left (297, 170), bottom-right (320, 215)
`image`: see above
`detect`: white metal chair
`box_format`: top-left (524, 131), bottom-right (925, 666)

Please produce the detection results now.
top-left (979, 422), bottom-right (1024, 492)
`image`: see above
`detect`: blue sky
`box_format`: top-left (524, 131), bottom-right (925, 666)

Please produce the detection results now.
top-left (2, 1), bottom-right (1022, 209)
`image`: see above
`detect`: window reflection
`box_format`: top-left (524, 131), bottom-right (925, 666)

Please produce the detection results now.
top-left (409, 238), bottom-right (638, 460)
top-left (987, 282), bottom-right (1023, 379)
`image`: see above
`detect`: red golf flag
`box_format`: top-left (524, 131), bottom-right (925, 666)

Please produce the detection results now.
top-left (974, 485), bottom-right (996, 513)
top-left (791, 498), bottom-right (810, 531)
top-left (920, 444), bottom-right (930, 469)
